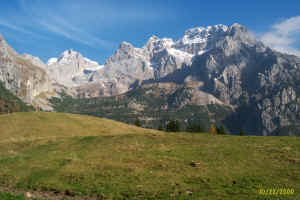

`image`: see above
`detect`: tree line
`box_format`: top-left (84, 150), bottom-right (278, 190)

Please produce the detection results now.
top-left (135, 119), bottom-right (247, 136)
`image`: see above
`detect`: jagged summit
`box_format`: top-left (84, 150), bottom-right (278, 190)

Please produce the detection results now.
top-left (60, 49), bottom-right (78, 57)
top-left (45, 49), bottom-right (101, 87)
top-left (230, 23), bottom-right (244, 28)
top-left (120, 41), bottom-right (133, 48)
top-left (147, 35), bottom-right (160, 43)
top-left (183, 24), bottom-right (228, 37)
top-left (47, 49), bottom-right (100, 67)
top-left (47, 49), bottom-right (80, 65)
top-left (92, 23), bottom-right (258, 90)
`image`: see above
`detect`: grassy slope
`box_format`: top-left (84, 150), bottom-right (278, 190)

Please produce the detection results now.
top-left (0, 112), bottom-right (160, 143)
top-left (0, 112), bottom-right (299, 200)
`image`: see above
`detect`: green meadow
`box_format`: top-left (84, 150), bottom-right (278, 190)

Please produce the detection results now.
top-left (0, 112), bottom-right (299, 199)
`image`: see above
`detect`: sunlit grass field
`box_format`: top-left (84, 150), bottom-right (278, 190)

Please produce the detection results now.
top-left (0, 112), bottom-right (299, 199)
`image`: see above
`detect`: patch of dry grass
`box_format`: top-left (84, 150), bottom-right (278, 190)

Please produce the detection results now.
top-left (0, 112), bottom-right (162, 143)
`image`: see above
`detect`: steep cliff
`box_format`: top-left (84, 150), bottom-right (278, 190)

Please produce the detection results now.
top-left (0, 36), bottom-right (52, 104)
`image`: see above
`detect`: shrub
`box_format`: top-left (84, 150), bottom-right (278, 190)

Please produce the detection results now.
top-left (158, 124), bottom-right (164, 131)
top-left (134, 119), bottom-right (141, 127)
top-left (216, 125), bottom-right (226, 135)
top-left (186, 123), bottom-right (204, 133)
top-left (166, 120), bottom-right (180, 132)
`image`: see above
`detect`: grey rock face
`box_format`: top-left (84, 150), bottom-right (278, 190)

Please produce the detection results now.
top-left (88, 37), bottom-right (193, 96)
top-left (174, 24), bottom-right (229, 55)
top-left (0, 38), bottom-right (52, 104)
top-left (22, 54), bottom-right (46, 69)
top-left (86, 23), bottom-right (257, 98)
top-left (51, 24), bottom-right (251, 99)
top-left (183, 24), bottom-right (300, 135)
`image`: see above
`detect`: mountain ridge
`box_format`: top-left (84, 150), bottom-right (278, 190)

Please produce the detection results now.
top-left (0, 23), bottom-right (300, 135)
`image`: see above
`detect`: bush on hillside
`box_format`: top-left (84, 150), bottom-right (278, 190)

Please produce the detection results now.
top-left (158, 124), bottom-right (164, 131)
top-left (186, 123), bottom-right (205, 133)
top-left (166, 120), bottom-right (180, 132)
top-left (135, 119), bottom-right (141, 127)
top-left (216, 125), bottom-right (226, 135)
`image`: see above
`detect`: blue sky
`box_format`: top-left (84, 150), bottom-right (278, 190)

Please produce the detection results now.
top-left (0, 0), bottom-right (300, 64)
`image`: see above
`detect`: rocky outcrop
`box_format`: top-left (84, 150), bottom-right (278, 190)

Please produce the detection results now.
top-left (0, 37), bottom-right (52, 104)
top-left (22, 54), bottom-right (46, 69)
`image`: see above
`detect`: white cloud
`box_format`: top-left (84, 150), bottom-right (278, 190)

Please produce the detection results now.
top-left (1, 0), bottom-right (170, 49)
top-left (273, 16), bottom-right (300, 35)
top-left (17, 1), bottom-right (115, 48)
top-left (38, 21), bottom-right (89, 46)
top-left (261, 16), bottom-right (300, 57)
top-left (0, 20), bottom-right (46, 39)
top-left (0, 21), bottom-right (28, 33)
top-left (37, 17), bottom-right (114, 48)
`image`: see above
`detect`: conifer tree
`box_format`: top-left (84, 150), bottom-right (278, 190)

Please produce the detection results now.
top-left (135, 119), bottom-right (141, 127)
top-left (166, 120), bottom-right (180, 132)
top-left (216, 125), bottom-right (226, 135)
top-left (240, 129), bottom-right (246, 136)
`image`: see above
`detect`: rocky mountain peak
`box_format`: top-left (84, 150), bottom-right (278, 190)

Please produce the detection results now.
top-left (227, 23), bottom-right (257, 45)
top-left (148, 35), bottom-right (160, 42)
top-left (145, 37), bottom-right (174, 54)
top-left (230, 23), bottom-right (243, 28)
top-left (45, 50), bottom-right (101, 87)
top-left (56, 49), bottom-right (81, 63)
top-left (144, 35), bottom-right (160, 51)
top-left (181, 24), bottom-right (228, 45)
top-left (119, 42), bottom-right (134, 50)
top-left (61, 49), bottom-right (78, 57)
top-left (47, 49), bottom-right (100, 69)
top-left (106, 42), bottom-right (136, 64)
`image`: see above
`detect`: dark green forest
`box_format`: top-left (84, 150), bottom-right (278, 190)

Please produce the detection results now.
top-left (49, 86), bottom-right (233, 133)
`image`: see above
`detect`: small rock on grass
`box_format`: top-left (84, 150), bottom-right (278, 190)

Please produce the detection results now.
top-left (25, 192), bottom-right (32, 198)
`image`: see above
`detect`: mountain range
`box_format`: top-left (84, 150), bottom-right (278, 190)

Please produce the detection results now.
top-left (0, 23), bottom-right (299, 136)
